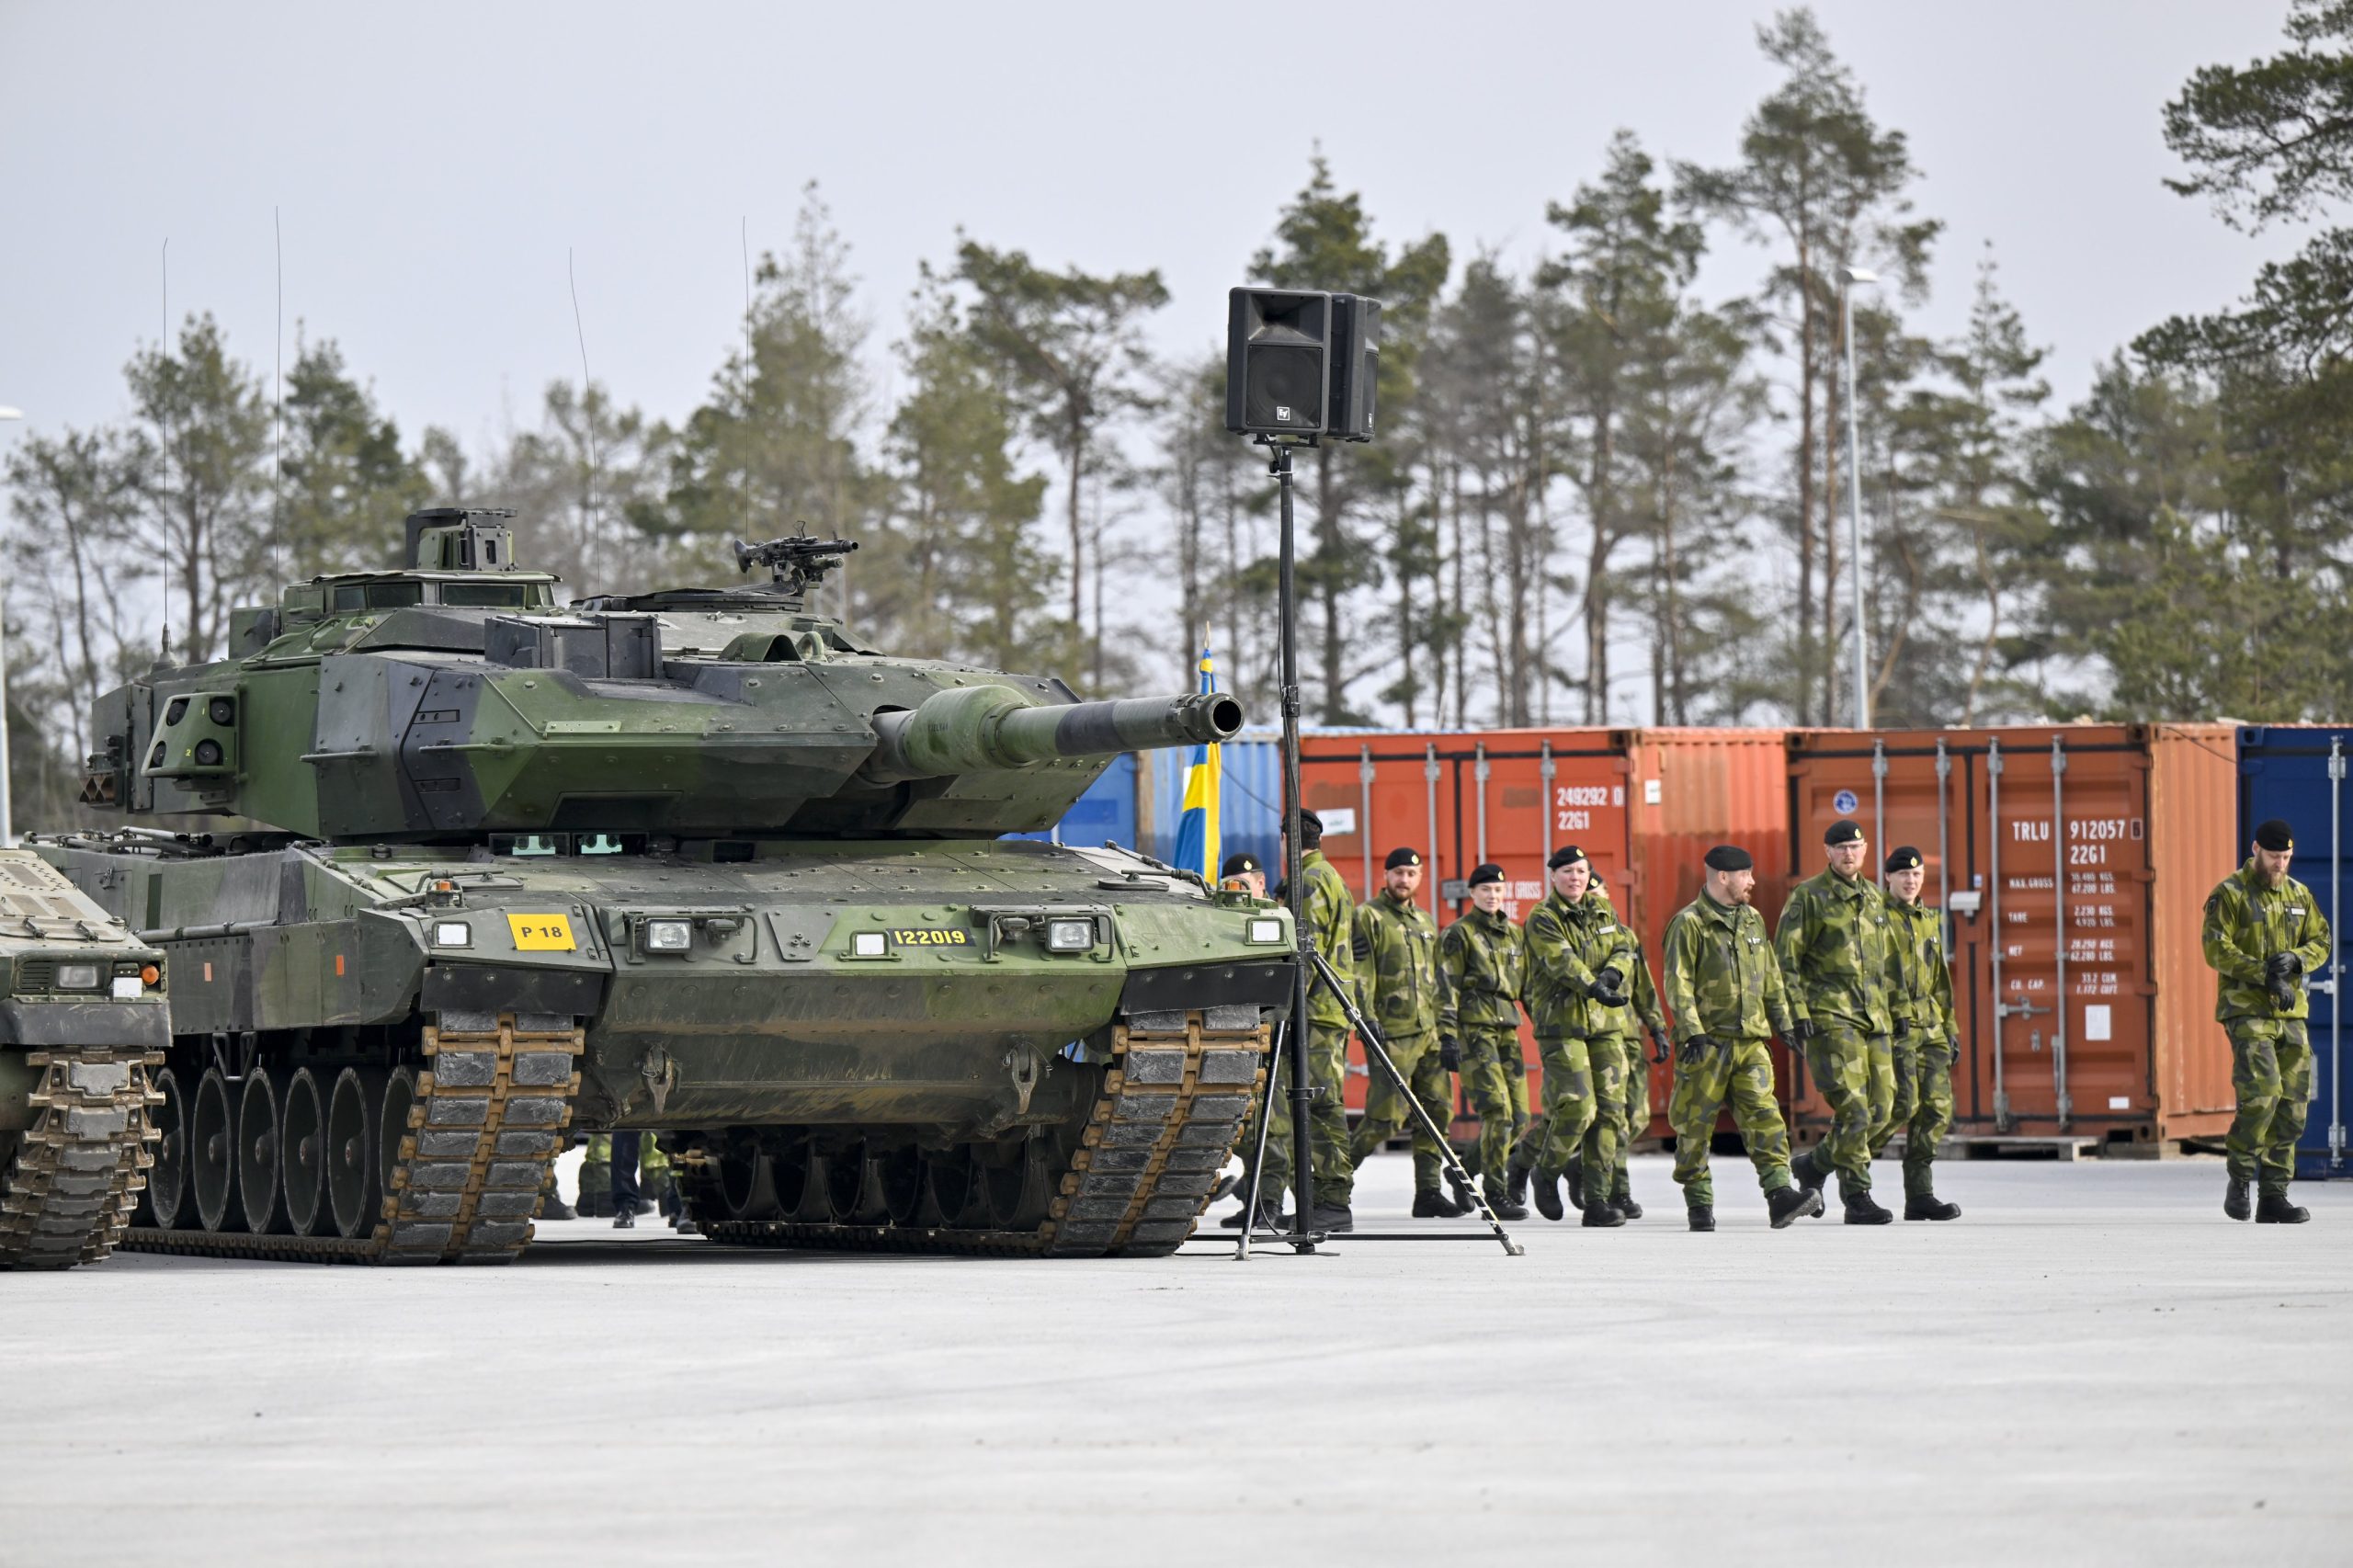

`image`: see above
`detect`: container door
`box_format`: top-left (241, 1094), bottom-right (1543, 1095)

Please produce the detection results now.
top-left (2239, 729), bottom-right (2353, 1176)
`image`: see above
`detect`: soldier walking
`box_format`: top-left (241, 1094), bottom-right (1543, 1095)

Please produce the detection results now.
top-left (1438, 862), bottom-right (1531, 1221)
top-left (1778, 819), bottom-right (1898, 1224)
top-left (1513, 846), bottom-right (1626, 1227)
top-left (1346, 847), bottom-right (1464, 1218)
top-left (1660, 846), bottom-right (1823, 1232)
top-left (2203, 818), bottom-right (2328, 1223)
top-left (1872, 846), bottom-right (1961, 1221)
top-left (1586, 874), bottom-right (1668, 1221)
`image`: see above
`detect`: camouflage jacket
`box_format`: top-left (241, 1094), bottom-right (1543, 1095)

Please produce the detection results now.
top-left (1521, 889), bottom-right (1627, 1041)
top-left (1352, 889), bottom-right (1440, 1043)
top-left (1883, 898), bottom-right (1956, 1044)
top-left (1438, 905), bottom-right (1526, 1036)
top-left (2202, 858), bottom-right (2333, 1025)
top-left (1773, 868), bottom-right (1894, 1033)
top-left (1662, 892), bottom-right (1794, 1044)
top-left (1583, 888), bottom-right (1666, 1038)
top-left (1299, 849), bottom-right (1357, 1028)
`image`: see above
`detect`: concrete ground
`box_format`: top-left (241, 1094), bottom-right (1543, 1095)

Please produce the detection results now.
top-left (7, 1153), bottom-right (2349, 1568)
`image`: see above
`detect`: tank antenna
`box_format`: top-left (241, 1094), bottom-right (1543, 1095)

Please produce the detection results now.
top-left (272, 206), bottom-right (285, 586)
top-left (569, 247), bottom-right (599, 590)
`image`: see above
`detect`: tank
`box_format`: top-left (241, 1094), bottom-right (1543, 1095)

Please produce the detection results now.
top-left (0, 850), bottom-right (168, 1269)
top-left (34, 509), bottom-right (1282, 1264)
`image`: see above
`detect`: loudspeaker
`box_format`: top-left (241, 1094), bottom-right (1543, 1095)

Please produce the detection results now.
top-left (1225, 288), bottom-right (1329, 437)
top-left (1326, 293), bottom-right (1381, 443)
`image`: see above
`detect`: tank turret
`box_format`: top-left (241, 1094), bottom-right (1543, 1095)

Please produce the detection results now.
top-left (77, 519), bottom-right (1245, 843)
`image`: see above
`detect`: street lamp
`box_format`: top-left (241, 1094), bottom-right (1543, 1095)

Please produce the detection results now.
top-left (1839, 267), bottom-right (1878, 731)
top-left (0, 403), bottom-right (20, 846)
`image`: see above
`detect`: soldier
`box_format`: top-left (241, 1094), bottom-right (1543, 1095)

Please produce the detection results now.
top-left (1347, 846), bottom-right (1464, 1218)
top-left (1438, 861), bottom-right (1531, 1221)
top-left (1777, 818), bottom-right (1898, 1224)
top-left (1660, 845), bottom-right (1824, 1232)
top-left (1512, 845), bottom-right (1627, 1227)
top-left (1874, 846), bottom-right (1961, 1221)
top-left (2203, 818), bottom-right (2328, 1223)
top-left (1224, 809), bottom-right (1358, 1231)
top-left (1221, 851), bottom-right (1267, 898)
top-left (1587, 874), bottom-right (1669, 1221)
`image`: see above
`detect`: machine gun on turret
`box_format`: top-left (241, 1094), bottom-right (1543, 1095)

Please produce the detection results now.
top-left (733, 532), bottom-right (858, 602)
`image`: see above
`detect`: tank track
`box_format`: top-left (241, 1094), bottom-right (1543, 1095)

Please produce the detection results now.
top-left (692, 1006), bottom-right (1268, 1258)
top-left (122, 1011), bottom-right (583, 1265)
top-left (0, 1046), bottom-right (164, 1270)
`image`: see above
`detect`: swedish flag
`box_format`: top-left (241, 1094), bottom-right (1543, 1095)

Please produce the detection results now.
top-left (1171, 646), bottom-right (1222, 881)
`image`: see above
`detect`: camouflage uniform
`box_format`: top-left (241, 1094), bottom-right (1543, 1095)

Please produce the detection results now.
top-left (1660, 891), bottom-right (1799, 1207)
top-left (1347, 888), bottom-right (1450, 1195)
top-left (1586, 885), bottom-right (1666, 1203)
top-left (1438, 905), bottom-right (1528, 1187)
top-left (2202, 858), bottom-right (2332, 1197)
top-left (1516, 888), bottom-right (1626, 1188)
top-left (1775, 868), bottom-right (1895, 1193)
top-left (1249, 848), bottom-right (1358, 1210)
top-left (1873, 896), bottom-right (1958, 1199)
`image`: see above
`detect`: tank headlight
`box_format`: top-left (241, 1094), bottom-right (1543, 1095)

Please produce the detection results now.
top-left (1246, 917), bottom-right (1285, 945)
top-left (642, 918), bottom-right (694, 953)
top-left (850, 931), bottom-right (888, 958)
top-left (55, 962), bottom-right (104, 991)
top-left (1044, 919), bottom-right (1095, 953)
top-left (432, 922), bottom-right (472, 949)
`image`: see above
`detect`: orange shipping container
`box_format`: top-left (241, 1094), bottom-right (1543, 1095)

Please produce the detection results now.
top-left (1783, 724), bottom-right (2239, 1149)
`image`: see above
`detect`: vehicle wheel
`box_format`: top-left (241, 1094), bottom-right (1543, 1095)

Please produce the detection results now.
top-left (190, 1066), bottom-right (238, 1233)
top-left (142, 1066), bottom-right (191, 1229)
top-left (326, 1066), bottom-right (384, 1240)
top-left (236, 1067), bottom-right (288, 1234)
top-left (281, 1067), bottom-right (329, 1236)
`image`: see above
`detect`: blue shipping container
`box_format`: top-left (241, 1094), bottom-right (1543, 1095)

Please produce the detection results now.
top-left (2235, 725), bottom-right (2353, 1178)
top-left (1003, 753), bottom-right (1139, 851)
top-left (1147, 733), bottom-right (1290, 881)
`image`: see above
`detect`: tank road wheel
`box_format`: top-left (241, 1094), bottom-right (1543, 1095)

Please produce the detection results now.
top-left (825, 1144), bottom-right (892, 1225)
top-left (280, 1068), bottom-right (330, 1237)
top-left (918, 1149), bottom-right (992, 1229)
top-left (142, 1066), bottom-right (191, 1230)
top-left (375, 1065), bottom-right (418, 1219)
top-left (326, 1067), bottom-right (384, 1241)
top-left (777, 1145), bottom-right (830, 1223)
top-left (984, 1136), bottom-right (1053, 1231)
top-left (236, 1068), bottom-right (290, 1234)
top-left (715, 1148), bottom-right (782, 1221)
top-left (190, 1066), bottom-right (239, 1233)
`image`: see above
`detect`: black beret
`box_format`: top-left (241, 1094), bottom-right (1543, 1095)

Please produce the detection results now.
top-left (1220, 852), bottom-right (1261, 879)
top-left (2255, 819), bottom-right (2295, 852)
top-left (1286, 809), bottom-right (1323, 838)
top-left (1704, 845), bottom-right (1753, 872)
top-left (1824, 818), bottom-right (1864, 846)
top-left (1547, 845), bottom-right (1590, 871)
top-left (1885, 846), bottom-right (1924, 873)
top-left (1384, 846), bottom-right (1423, 870)
top-left (1467, 862), bottom-right (1506, 888)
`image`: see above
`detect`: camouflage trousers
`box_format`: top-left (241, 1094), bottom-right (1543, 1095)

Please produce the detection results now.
top-left (1669, 1036), bottom-right (1795, 1209)
top-left (1511, 1038), bottom-right (1605, 1184)
top-left (1868, 1033), bottom-right (1957, 1199)
top-left (1606, 1033), bottom-right (1650, 1198)
top-left (1245, 1019), bottom-right (1356, 1209)
top-left (1450, 1026), bottom-right (1523, 1186)
top-left (1804, 1022), bottom-right (1888, 1192)
top-left (1347, 1030), bottom-right (1453, 1192)
top-left (2226, 1020), bottom-right (2313, 1196)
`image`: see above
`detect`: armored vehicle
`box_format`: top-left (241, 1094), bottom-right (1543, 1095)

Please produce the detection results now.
top-left (32, 510), bottom-right (1282, 1264)
top-left (0, 850), bottom-right (167, 1269)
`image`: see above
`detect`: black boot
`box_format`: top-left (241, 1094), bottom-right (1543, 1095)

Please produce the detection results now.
top-left (1448, 1171), bottom-right (1477, 1216)
top-left (1218, 1198), bottom-right (1285, 1230)
top-left (1532, 1168), bottom-right (1565, 1221)
top-left (1841, 1181), bottom-right (1893, 1225)
top-left (1581, 1198), bottom-right (1625, 1228)
top-left (2256, 1189), bottom-right (2312, 1224)
top-left (1904, 1192), bottom-right (1961, 1221)
top-left (1767, 1183), bottom-right (1821, 1228)
top-left (613, 1209), bottom-right (636, 1230)
top-left (1507, 1163), bottom-right (1531, 1208)
top-left (1310, 1202), bottom-right (1355, 1233)
top-left (1564, 1164), bottom-right (1586, 1213)
top-left (1483, 1182), bottom-right (1529, 1221)
top-left (2224, 1177), bottom-right (2252, 1221)
top-left (672, 1214), bottom-right (699, 1236)
top-left (1687, 1203), bottom-right (1716, 1233)
top-left (1208, 1173), bottom-right (1238, 1205)
top-left (1791, 1146), bottom-right (1824, 1199)
top-left (1611, 1184), bottom-right (1643, 1221)
top-left (540, 1193), bottom-right (577, 1221)
top-left (1412, 1188), bottom-right (1464, 1218)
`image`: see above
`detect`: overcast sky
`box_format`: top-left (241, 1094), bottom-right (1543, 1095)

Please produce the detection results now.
top-left (0, 2), bottom-right (2307, 458)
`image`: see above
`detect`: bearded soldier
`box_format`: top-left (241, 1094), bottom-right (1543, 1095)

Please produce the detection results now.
top-left (1438, 862), bottom-right (1531, 1221)
top-left (2203, 818), bottom-right (2328, 1223)
top-left (1778, 819), bottom-right (1897, 1225)
top-left (1586, 874), bottom-right (1667, 1222)
top-left (1348, 846), bottom-right (1464, 1218)
top-left (1872, 846), bottom-right (1961, 1221)
top-left (1513, 845), bottom-right (1628, 1227)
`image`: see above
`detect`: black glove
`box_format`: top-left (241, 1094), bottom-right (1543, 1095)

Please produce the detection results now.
top-left (2267, 952), bottom-right (2303, 982)
top-left (1787, 1018), bottom-right (1817, 1047)
top-left (1678, 1034), bottom-right (1715, 1066)
top-left (1649, 1024), bottom-right (1671, 1064)
top-left (1438, 1035), bottom-right (1461, 1072)
top-left (1586, 969), bottom-right (1628, 1007)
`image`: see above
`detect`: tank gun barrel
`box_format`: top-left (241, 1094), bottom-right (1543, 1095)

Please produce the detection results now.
top-left (863, 686), bottom-right (1244, 785)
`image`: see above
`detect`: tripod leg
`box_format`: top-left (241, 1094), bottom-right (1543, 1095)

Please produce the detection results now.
top-left (1308, 949), bottom-right (1522, 1256)
top-left (1234, 1017), bottom-right (1287, 1261)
